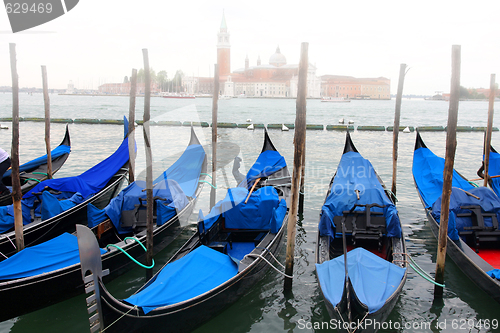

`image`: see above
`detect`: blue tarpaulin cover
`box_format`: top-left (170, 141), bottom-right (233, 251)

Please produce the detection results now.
top-left (413, 146), bottom-right (474, 209)
top-left (239, 150), bottom-right (287, 189)
top-left (430, 187), bottom-right (500, 241)
top-left (315, 247), bottom-right (406, 314)
top-left (487, 269), bottom-right (500, 280)
top-left (486, 151), bottom-right (500, 196)
top-left (0, 129), bottom-right (130, 234)
top-left (318, 151), bottom-right (401, 239)
top-left (0, 233), bottom-right (106, 280)
top-left (87, 143), bottom-right (205, 234)
top-left (202, 186), bottom-right (284, 231)
top-left (3, 143), bottom-right (71, 179)
top-left (125, 245), bottom-right (238, 314)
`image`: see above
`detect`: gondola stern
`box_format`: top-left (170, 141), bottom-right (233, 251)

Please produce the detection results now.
top-left (261, 128), bottom-right (278, 153)
top-left (343, 131), bottom-right (359, 154)
top-left (414, 130), bottom-right (427, 150)
top-left (60, 124), bottom-right (71, 147)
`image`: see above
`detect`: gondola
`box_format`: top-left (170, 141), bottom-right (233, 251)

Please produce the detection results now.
top-left (77, 130), bottom-right (291, 333)
top-left (412, 131), bottom-right (500, 303)
top-left (0, 127), bottom-right (207, 322)
top-left (477, 145), bottom-right (500, 197)
top-left (0, 125), bottom-right (71, 206)
top-left (315, 132), bottom-right (407, 333)
top-left (0, 117), bottom-right (131, 259)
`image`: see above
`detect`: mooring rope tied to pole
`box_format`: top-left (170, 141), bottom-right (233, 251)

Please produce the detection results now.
top-left (393, 252), bottom-right (445, 288)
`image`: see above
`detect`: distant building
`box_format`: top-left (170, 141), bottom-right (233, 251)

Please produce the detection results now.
top-left (183, 13), bottom-right (389, 99)
top-left (98, 82), bottom-right (159, 95)
top-left (321, 75), bottom-right (391, 100)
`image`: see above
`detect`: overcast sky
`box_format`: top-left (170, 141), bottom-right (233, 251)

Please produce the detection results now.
top-left (1, 0), bottom-right (499, 95)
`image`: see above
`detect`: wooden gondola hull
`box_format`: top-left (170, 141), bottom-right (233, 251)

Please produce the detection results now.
top-left (316, 234), bottom-right (406, 333)
top-left (0, 127), bottom-right (71, 206)
top-left (97, 218), bottom-right (287, 333)
top-left (0, 187), bottom-right (200, 322)
top-left (0, 167), bottom-right (128, 260)
top-left (423, 207), bottom-right (500, 303)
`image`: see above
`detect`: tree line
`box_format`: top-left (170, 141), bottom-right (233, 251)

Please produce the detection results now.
top-left (123, 69), bottom-right (185, 92)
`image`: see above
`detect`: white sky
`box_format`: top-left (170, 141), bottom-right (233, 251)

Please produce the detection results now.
top-left (1, 0), bottom-right (499, 95)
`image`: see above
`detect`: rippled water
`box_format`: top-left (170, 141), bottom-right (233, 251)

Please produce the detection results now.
top-left (1, 93), bottom-right (500, 333)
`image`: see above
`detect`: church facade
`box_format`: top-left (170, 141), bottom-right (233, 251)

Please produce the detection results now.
top-left (182, 13), bottom-right (390, 100)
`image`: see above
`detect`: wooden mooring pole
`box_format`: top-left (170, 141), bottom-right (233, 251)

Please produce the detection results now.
top-left (284, 42), bottom-right (308, 290)
top-left (41, 65), bottom-right (52, 179)
top-left (128, 68), bottom-right (137, 183)
top-left (210, 64), bottom-right (219, 209)
top-left (483, 74), bottom-right (496, 187)
top-left (10, 43), bottom-right (24, 251)
top-left (434, 45), bottom-right (461, 298)
top-left (142, 49), bottom-right (154, 280)
top-left (391, 63), bottom-right (407, 198)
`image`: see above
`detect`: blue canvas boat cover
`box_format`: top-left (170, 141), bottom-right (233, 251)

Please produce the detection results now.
top-left (239, 150), bottom-right (287, 189)
top-left (315, 247), bottom-right (406, 314)
top-left (87, 143), bottom-right (205, 234)
top-left (413, 146), bottom-right (474, 209)
top-left (430, 186), bottom-right (500, 241)
top-left (0, 128), bottom-right (130, 234)
top-left (486, 151), bottom-right (500, 196)
top-left (3, 143), bottom-right (71, 179)
top-left (318, 151), bottom-right (401, 239)
top-left (125, 245), bottom-right (238, 314)
top-left (487, 269), bottom-right (500, 280)
top-left (202, 186), bottom-right (285, 231)
top-left (0, 233), bottom-right (106, 280)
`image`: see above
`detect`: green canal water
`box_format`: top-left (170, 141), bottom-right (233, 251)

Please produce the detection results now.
top-left (0, 94), bottom-right (499, 332)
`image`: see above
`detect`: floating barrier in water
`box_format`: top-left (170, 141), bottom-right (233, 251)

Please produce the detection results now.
top-left (154, 120), bottom-right (182, 126)
top-left (214, 122), bottom-right (238, 128)
top-left (471, 126), bottom-right (499, 132)
top-left (326, 125), bottom-right (354, 131)
top-left (306, 124), bottom-right (324, 130)
top-left (416, 126), bottom-right (445, 131)
top-left (9, 117), bottom-right (500, 133)
top-left (387, 126), bottom-right (415, 132)
top-left (73, 118), bottom-right (101, 124)
top-left (357, 125), bottom-right (386, 131)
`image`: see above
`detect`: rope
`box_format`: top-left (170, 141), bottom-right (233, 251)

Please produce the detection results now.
top-left (468, 181), bottom-right (479, 188)
top-left (198, 180), bottom-right (217, 189)
top-left (200, 173), bottom-right (213, 179)
top-left (101, 305), bottom-right (138, 332)
top-left (393, 252), bottom-right (445, 288)
top-left (24, 178), bottom-right (42, 183)
top-left (106, 237), bottom-right (154, 269)
top-left (0, 251), bottom-right (7, 259)
top-left (255, 246), bottom-right (285, 269)
top-left (31, 172), bottom-right (48, 176)
top-left (385, 189), bottom-right (398, 202)
top-left (244, 253), bottom-right (293, 279)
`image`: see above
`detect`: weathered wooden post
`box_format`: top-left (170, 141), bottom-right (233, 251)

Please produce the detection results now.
top-left (142, 49), bottom-right (154, 280)
top-left (284, 42), bottom-right (308, 290)
top-left (298, 149), bottom-right (306, 214)
top-left (434, 45), bottom-right (461, 298)
top-left (128, 68), bottom-right (137, 183)
top-left (391, 63), bottom-right (407, 197)
top-left (483, 74), bottom-right (496, 187)
top-left (210, 64), bottom-right (219, 209)
top-left (10, 43), bottom-right (24, 251)
top-left (41, 65), bottom-right (52, 179)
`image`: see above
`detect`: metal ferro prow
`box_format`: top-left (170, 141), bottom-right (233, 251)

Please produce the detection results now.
top-left (77, 224), bottom-right (110, 333)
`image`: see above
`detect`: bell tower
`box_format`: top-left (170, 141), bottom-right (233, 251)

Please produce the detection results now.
top-left (217, 11), bottom-right (231, 76)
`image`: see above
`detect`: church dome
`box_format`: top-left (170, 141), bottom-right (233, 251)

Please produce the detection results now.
top-left (269, 47), bottom-right (286, 67)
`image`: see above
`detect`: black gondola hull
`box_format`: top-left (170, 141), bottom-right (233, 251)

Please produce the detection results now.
top-left (97, 217), bottom-right (287, 333)
top-left (0, 186), bottom-right (200, 322)
top-left (423, 206), bottom-right (500, 303)
top-left (0, 126), bottom-right (71, 206)
top-left (0, 166), bottom-right (128, 260)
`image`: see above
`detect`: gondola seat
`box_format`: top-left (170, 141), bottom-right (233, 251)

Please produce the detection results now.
top-left (457, 204), bottom-right (500, 251)
top-left (334, 203), bottom-right (387, 251)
